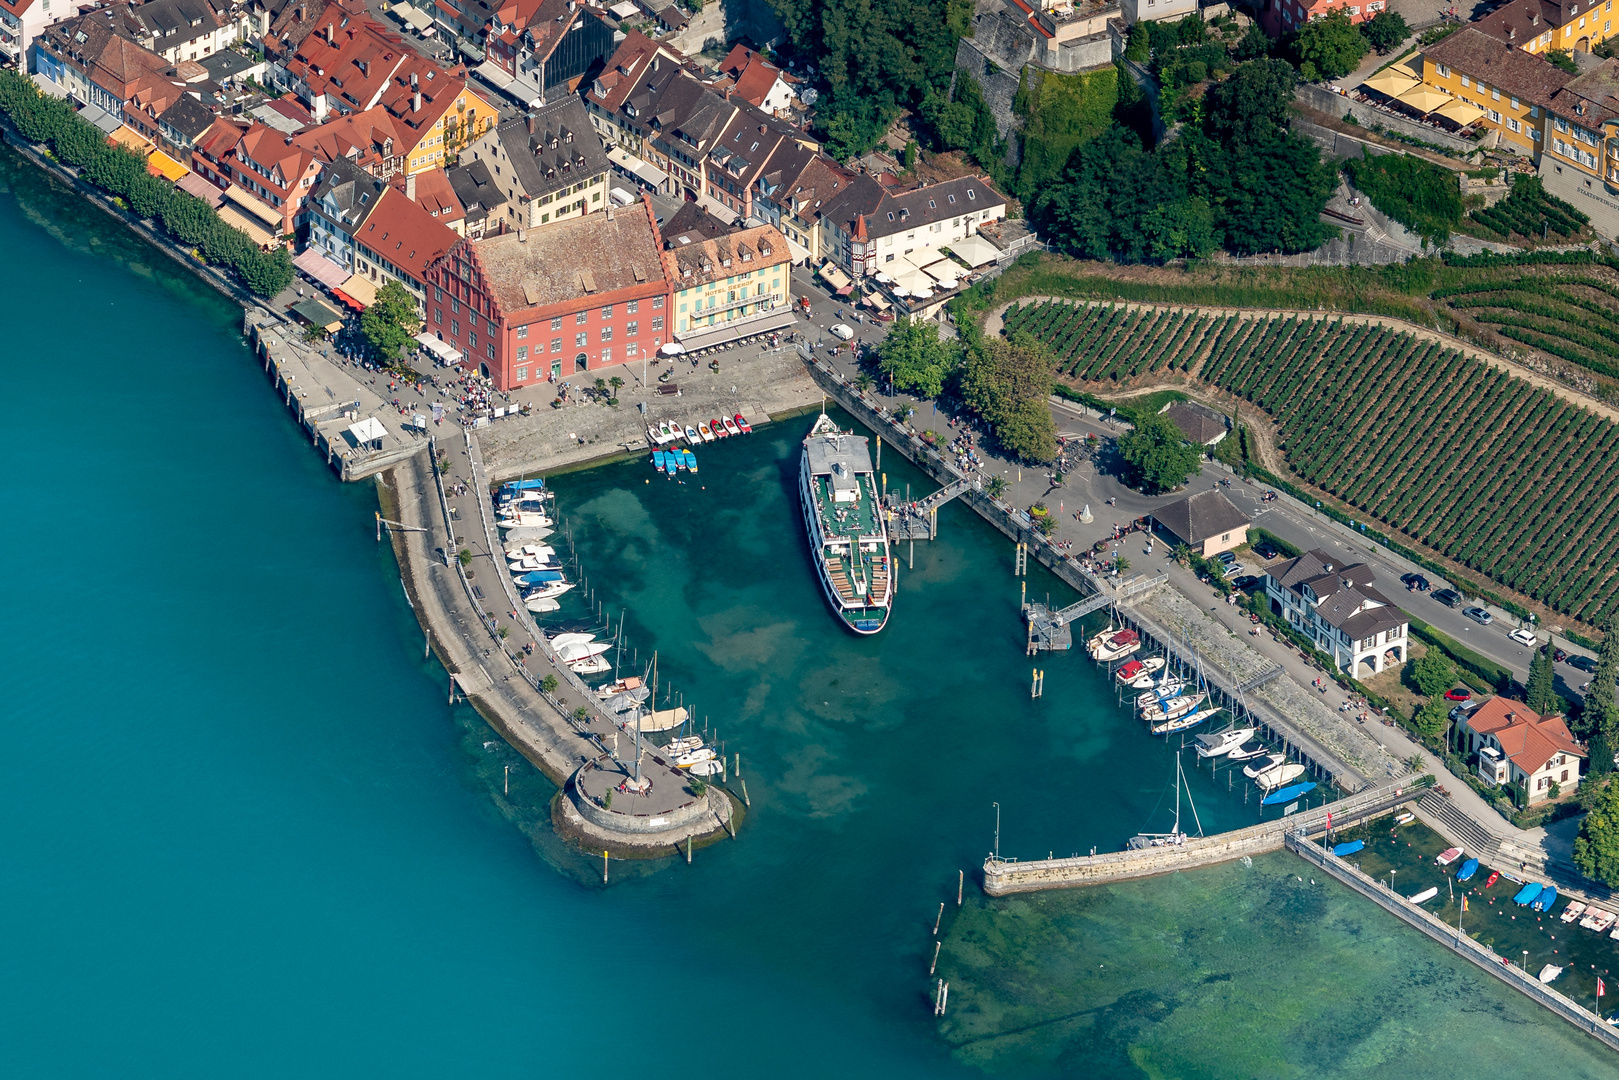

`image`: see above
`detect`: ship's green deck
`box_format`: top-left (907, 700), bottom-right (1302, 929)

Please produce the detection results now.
top-left (812, 474), bottom-right (878, 539)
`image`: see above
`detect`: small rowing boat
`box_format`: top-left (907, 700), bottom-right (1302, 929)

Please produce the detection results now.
top-left (734, 413), bottom-right (752, 434)
top-left (1456, 858), bottom-right (1478, 882)
top-left (1483, 870), bottom-right (1500, 888)
top-left (722, 416), bottom-right (742, 437)
top-left (710, 418), bottom-right (729, 438)
top-left (1409, 886), bottom-right (1440, 904)
top-left (1436, 847), bottom-right (1463, 867)
top-left (1539, 964), bottom-right (1564, 984)
top-left (1333, 840), bottom-right (1365, 857)
top-left (697, 421), bottom-right (716, 442)
top-left (1394, 811), bottom-right (1415, 826)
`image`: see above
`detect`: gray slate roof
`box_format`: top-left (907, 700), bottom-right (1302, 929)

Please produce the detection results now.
top-left (1151, 489), bottom-right (1249, 547)
top-left (1268, 548), bottom-right (1407, 640)
top-left (492, 98), bottom-right (611, 205)
top-left (1162, 400), bottom-right (1227, 445)
top-left (447, 161), bottom-right (505, 225)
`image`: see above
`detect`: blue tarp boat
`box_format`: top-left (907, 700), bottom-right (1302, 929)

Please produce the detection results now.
top-left (1534, 885), bottom-right (1559, 912)
top-left (665, 457), bottom-right (678, 476)
top-left (1332, 840), bottom-right (1365, 857)
top-left (682, 448), bottom-right (699, 473)
top-left (653, 449), bottom-right (667, 471)
top-left (1456, 858), bottom-right (1479, 882)
top-left (502, 479), bottom-right (545, 491)
top-left (514, 570), bottom-right (564, 585)
top-left (1260, 781), bottom-right (1315, 806)
top-left (1513, 882), bottom-right (1545, 906)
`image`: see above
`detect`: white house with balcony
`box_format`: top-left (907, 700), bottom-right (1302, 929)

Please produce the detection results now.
top-left (1263, 548), bottom-right (1409, 675)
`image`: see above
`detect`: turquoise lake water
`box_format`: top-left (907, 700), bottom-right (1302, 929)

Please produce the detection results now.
top-left (1, 145), bottom-right (1615, 1077)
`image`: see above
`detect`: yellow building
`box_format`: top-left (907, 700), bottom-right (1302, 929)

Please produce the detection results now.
top-left (1475, 0), bottom-right (1618, 54)
top-left (1419, 28), bottom-right (1571, 158)
top-left (664, 225), bottom-right (795, 348)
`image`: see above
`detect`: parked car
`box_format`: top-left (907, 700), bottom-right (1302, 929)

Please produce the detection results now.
top-left (1433, 589), bottom-right (1463, 608)
top-left (1464, 606), bottom-right (1493, 625)
top-left (830, 323), bottom-right (855, 341)
top-left (1254, 542), bottom-right (1279, 560)
top-left (1445, 687), bottom-right (1472, 702)
top-left (1400, 573), bottom-right (1430, 591)
top-left (1508, 627), bottom-right (1537, 647)
top-left (1231, 575), bottom-right (1261, 591)
top-left (1215, 551), bottom-right (1237, 565)
top-left (1553, 647), bottom-right (1569, 663)
top-left (1221, 561), bottom-right (1249, 579)
top-left (1569, 654), bottom-right (1598, 673)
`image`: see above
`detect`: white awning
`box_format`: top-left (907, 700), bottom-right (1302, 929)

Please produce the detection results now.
top-left (416, 332), bottom-right (464, 364)
top-left (224, 184), bottom-right (282, 228)
top-left (949, 233), bottom-right (1001, 267)
top-left (347, 417), bottom-right (388, 445)
top-left (818, 262), bottom-right (852, 292)
top-left (605, 145), bottom-right (669, 189)
top-left (674, 308), bottom-right (797, 350)
top-left (294, 248), bottom-right (350, 289)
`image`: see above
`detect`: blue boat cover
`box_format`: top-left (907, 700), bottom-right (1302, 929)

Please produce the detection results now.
top-left (502, 479), bottom-right (546, 491)
top-left (1513, 882), bottom-right (1545, 906)
top-left (1260, 781), bottom-right (1315, 806)
top-left (1534, 885), bottom-right (1559, 912)
top-left (514, 570), bottom-right (564, 585)
top-left (682, 449), bottom-right (698, 469)
top-left (652, 450), bottom-right (666, 469)
top-left (1456, 858), bottom-right (1479, 882)
top-left (1332, 840), bottom-right (1365, 857)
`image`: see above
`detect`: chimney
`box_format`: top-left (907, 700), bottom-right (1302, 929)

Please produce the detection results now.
top-left (518, 228), bottom-right (526, 242)
top-left (406, 171), bottom-right (417, 200)
top-left (296, 4), bottom-right (305, 21)
top-left (411, 71), bottom-right (419, 90)
top-left (325, 22), bottom-right (333, 44)
top-left (414, 91), bottom-right (422, 112)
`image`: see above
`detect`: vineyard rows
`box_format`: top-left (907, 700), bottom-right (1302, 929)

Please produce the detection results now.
top-left (1002, 301), bottom-right (1222, 381)
top-left (1004, 300), bottom-right (1619, 626)
top-left (1433, 277), bottom-right (1619, 379)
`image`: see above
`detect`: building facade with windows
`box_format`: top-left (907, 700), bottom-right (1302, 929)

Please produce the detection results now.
top-left (1456, 695), bottom-right (1585, 804)
top-left (1538, 61), bottom-right (1619, 233)
top-left (1475, 0), bottom-right (1617, 55)
top-left (1263, 548), bottom-right (1409, 676)
top-left (464, 98), bottom-right (611, 230)
top-left (424, 198), bottom-right (672, 388)
top-left (664, 224), bottom-right (793, 348)
top-left (1420, 28), bottom-right (1570, 159)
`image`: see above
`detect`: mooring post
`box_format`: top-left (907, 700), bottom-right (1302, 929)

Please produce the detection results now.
top-left (930, 940), bottom-right (941, 975)
top-left (448, 675), bottom-right (455, 704)
top-left (602, 850), bottom-right (609, 884)
top-left (686, 836), bottom-right (693, 864)
top-left (957, 870), bottom-right (964, 906)
top-left (740, 778), bottom-right (750, 807)
top-left (933, 902), bottom-right (944, 935)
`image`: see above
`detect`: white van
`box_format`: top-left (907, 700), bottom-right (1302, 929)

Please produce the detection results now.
top-left (610, 187), bottom-right (636, 208)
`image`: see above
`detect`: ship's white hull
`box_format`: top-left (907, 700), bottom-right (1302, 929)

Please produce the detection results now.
top-left (799, 445), bottom-right (891, 635)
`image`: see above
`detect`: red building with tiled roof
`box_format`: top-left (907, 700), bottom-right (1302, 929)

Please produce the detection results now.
top-left (423, 197), bottom-right (672, 387)
top-left (351, 186), bottom-right (459, 305)
top-left (1458, 695), bottom-right (1585, 803)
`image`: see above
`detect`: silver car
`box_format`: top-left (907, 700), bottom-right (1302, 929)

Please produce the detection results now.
top-left (1463, 606), bottom-right (1493, 626)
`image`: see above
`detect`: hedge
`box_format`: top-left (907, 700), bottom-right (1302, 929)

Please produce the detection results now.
top-left (0, 69), bottom-right (292, 297)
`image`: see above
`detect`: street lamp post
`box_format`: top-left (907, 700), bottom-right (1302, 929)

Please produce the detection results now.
top-left (993, 802), bottom-right (1001, 862)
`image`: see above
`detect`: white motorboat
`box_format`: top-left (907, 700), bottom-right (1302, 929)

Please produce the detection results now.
top-left (1409, 886), bottom-right (1440, 905)
top-left (569, 655), bottom-right (612, 675)
top-left (499, 510), bottom-right (555, 530)
top-left (1123, 661), bottom-right (1169, 689)
top-left (674, 747), bottom-right (717, 768)
top-left (1194, 727), bottom-right (1256, 758)
top-left (1227, 740), bottom-right (1270, 762)
top-left (1115, 657), bottom-right (1166, 685)
top-left (686, 758), bottom-right (724, 777)
top-left (556, 640), bottom-right (611, 663)
top-left (549, 632), bottom-right (597, 650)
top-left (502, 524), bottom-right (556, 542)
top-left (524, 580), bottom-right (575, 600)
top-left (506, 543), bottom-right (557, 560)
top-left (1151, 706), bottom-right (1220, 736)
top-left (697, 421), bottom-right (717, 443)
top-left (1134, 679), bottom-right (1185, 707)
top-left (525, 597), bottom-right (560, 613)
top-left (1243, 753), bottom-right (1286, 779)
top-left (1084, 625), bottom-right (1117, 652)
top-left (1254, 762), bottom-right (1307, 791)
top-left (663, 736), bottom-right (704, 756)
top-left (1141, 692), bottom-right (1206, 723)
top-left (596, 677), bottom-right (647, 701)
top-left (510, 556), bottom-right (562, 574)
top-left (684, 424), bottom-right (701, 444)
top-left (1539, 964), bottom-right (1564, 984)
top-left (1090, 630), bottom-right (1141, 662)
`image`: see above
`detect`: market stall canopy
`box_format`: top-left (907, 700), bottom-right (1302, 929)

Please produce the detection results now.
top-left (216, 203), bottom-right (278, 249)
top-left (347, 417), bottom-right (389, 447)
top-left (336, 274), bottom-right (377, 308)
top-left (291, 297), bottom-right (345, 332)
top-left (146, 150), bottom-right (188, 181)
top-left (415, 332), bottom-right (464, 365)
top-left (1396, 84), bottom-right (1454, 114)
top-left (1362, 68), bottom-right (1420, 98)
top-left (391, 2), bottom-right (432, 31)
top-left (1433, 97), bottom-right (1486, 125)
top-left (294, 248), bottom-right (350, 290)
top-left (949, 233), bottom-right (1001, 267)
top-left (819, 262), bottom-right (853, 294)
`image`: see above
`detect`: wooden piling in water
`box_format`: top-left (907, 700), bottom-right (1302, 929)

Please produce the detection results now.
top-left (740, 778), bottom-right (750, 807)
top-left (933, 902), bottom-right (944, 934)
top-left (957, 870), bottom-right (964, 906)
top-left (930, 940), bottom-right (941, 975)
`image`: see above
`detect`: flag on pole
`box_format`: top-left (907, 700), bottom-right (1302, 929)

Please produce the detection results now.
top-left (1326, 810), bottom-right (1333, 830)
top-left (1600, 977), bottom-right (1606, 998)
top-left (1462, 896), bottom-right (1468, 912)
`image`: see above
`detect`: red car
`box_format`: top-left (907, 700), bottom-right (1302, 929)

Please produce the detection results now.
top-left (1445, 687), bottom-right (1472, 702)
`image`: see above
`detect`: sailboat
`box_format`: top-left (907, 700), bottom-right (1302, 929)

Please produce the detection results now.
top-left (1127, 752), bottom-right (1203, 850)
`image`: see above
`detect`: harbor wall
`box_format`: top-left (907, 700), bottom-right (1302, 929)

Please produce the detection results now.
top-left (1288, 833), bottom-right (1619, 1054)
top-left (982, 779), bottom-right (1419, 895)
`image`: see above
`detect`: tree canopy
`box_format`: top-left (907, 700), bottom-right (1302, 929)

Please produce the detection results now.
top-left (1526, 646), bottom-right (1556, 715)
top-left (1584, 618), bottom-right (1619, 777)
top-left (957, 331), bottom-right (1057, 463)
top-left (360, 280), bottom-right (423, 363)
top-left (1344, 150), bottom-right (1463, 245)
top-left (876, 315), bottom-right (954, 397)
top-left (1574, 779), bottom-right (1619, 886)
top-left (1409, 650), bottom-right (1457, 698)
top-left (1117, 413), bottom-right (1201, 494)
top-left (1294, 9), bottom-right (1369, 82)
top-left (1360, 10), bottom-right (1411, 55)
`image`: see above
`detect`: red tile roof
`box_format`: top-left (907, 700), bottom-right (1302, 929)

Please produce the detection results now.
top-left (356, 187), bottom-right (459, 284)
top-left (1465, 696), bottom-right (1585, 775)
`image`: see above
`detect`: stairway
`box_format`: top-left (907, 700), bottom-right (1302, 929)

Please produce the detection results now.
top-left (1416, 792), bottom-right (1503, 861)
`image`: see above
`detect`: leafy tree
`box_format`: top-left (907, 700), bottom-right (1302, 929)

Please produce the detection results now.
top-left (1360, 10), bottom-right (1411, 54)
top-left (1344, 149), bottom-right (1463, 244)
top-left (1526, 646), bottom-right (1556, 714)
top-left (1413, 698), bottom-right (1450, 740)
top-left (1547, 48), bottom-right (1579, 74)
top-left (360, 280), bottom-right (424, 362)
top-left (1295, 9), bottom-right (1368, 82)
top-left (957, 332), bottom-right (1057, 463)
top-left (1203, 58), bottom-right (1297, 148)
top-left (1584, 617), bottom-right (1619, 775)
top-left (1234, 22), bottom-right (1272, 61)
top-left (1125, 22), bottom-right (1150, 62)
top-left (1409, 649), bottom-right (1457, 698)
top-left (236, 244), bottom-right (294, 298)
top-left (877, 315), bottom-right (954, 397)
top-left (1573, 779), bottom-right (1619, 885)
top-left (1116, 412), bottom-right (1200, 494)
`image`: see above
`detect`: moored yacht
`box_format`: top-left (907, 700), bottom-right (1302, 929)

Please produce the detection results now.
top-left (799, 412), bottom-right (893, 634)
top-left (1193, 726), bottom-right (1255, 758)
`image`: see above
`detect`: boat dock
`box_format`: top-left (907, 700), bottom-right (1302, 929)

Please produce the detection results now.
top-left (982, 779), bottom-right (1420, 895)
